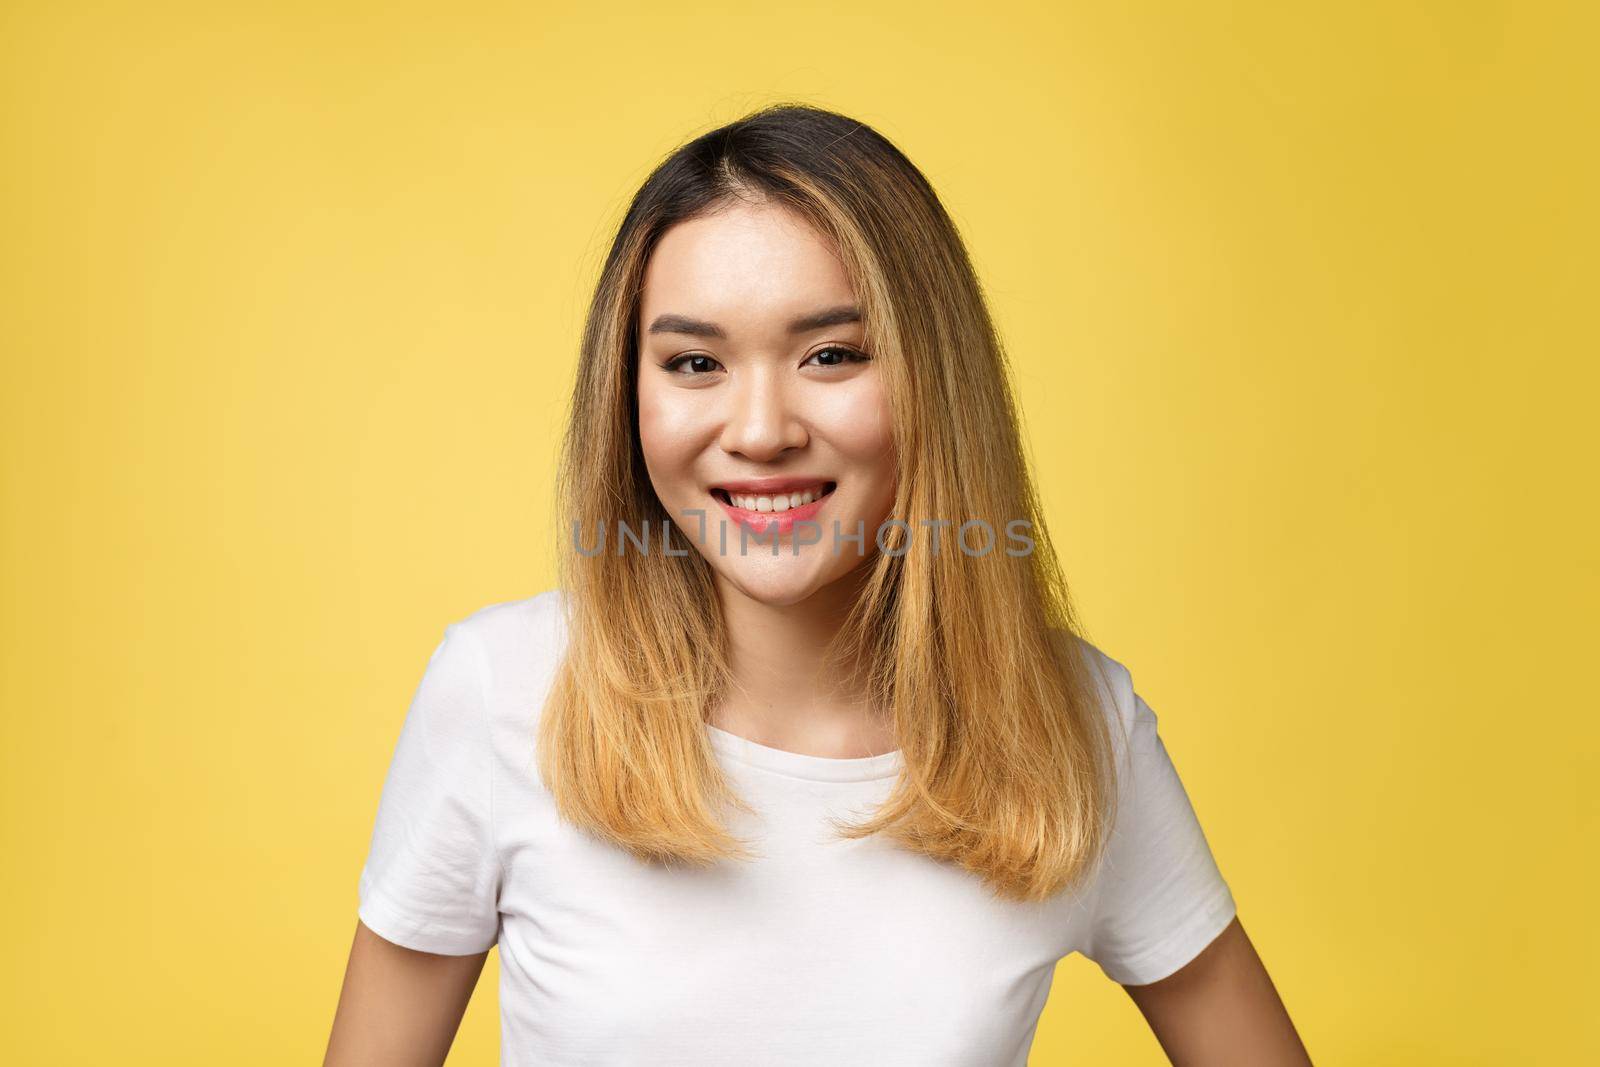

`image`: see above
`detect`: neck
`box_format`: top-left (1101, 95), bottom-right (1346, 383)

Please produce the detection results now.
top-left (709, 567), bottom-right (894, 758)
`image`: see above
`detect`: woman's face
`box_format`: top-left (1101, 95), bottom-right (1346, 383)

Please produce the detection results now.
top-left (635, 199), bottom-right (896, 607)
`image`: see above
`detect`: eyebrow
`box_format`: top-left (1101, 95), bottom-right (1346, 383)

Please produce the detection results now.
top-left (646, 304), bottom-right (862, 339)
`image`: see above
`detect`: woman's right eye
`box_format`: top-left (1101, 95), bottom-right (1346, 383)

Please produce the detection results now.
top-left (663, 354), bottom-right (723, 375)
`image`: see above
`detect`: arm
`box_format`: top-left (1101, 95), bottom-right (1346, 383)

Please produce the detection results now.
top-left (331, 623), bottom-right (502, 1063)
top-left (323, 919), bottom-right (489, 1067)
top-left (1122, 915), bottom-right (1312, 1066)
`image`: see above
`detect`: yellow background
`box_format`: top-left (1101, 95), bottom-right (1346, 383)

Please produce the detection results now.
top-left (2, 2), bottom-right (1593, 1063)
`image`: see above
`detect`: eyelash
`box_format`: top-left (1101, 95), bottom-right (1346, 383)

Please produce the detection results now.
top-left (662, 346), bottom-right (870, 375)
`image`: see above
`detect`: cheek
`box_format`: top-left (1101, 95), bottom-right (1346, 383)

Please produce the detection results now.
top-left (819, 380), bottom-right (896, 490)
top-left (812, 372), bottom-right (893, 450)
top-left (636, 382), bottom-right (706, 482)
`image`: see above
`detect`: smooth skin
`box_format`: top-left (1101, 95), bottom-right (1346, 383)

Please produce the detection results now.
top-left (324, 921), bottom-right (487, 1066)
top-left (634, 197), bottom-right (900, 756)
top-left (324, 197), bottom-right (1312, 1064)
top-left (1127, 916), bottom-right (1313, 1065)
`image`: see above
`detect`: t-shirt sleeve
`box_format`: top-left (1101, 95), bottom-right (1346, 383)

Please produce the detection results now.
top-left (1079, 671), bottom-right (1237, 986)
top-left (356, 622), bottom-right (502, 955)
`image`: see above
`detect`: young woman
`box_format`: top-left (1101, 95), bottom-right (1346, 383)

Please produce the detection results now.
top-left (326, 104), bottom-right (1312, 1066)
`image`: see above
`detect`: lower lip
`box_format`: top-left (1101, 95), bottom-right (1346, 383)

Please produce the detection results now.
top-left (713, 491), bottom-right (832, 536)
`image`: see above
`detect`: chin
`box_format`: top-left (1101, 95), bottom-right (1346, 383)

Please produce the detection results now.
top-left (713, 554), bottom-right (847, 608)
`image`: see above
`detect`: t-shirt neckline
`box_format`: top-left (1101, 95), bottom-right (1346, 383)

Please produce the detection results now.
top-left (703, 722), bottom-right (904, 782)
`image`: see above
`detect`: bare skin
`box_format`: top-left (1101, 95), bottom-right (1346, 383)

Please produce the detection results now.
top-left (634, 199), bottom-right (900, 762)
top-left (707, 564), bottom-right (899, 760)
top-left (323, 921), bottom-right (487, 1067)
top-left (1123, 916), bottom-right (1314, 1065)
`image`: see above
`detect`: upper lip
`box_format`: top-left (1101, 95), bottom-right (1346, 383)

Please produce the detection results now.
top-left (710, 476), bottom-right (835, 494)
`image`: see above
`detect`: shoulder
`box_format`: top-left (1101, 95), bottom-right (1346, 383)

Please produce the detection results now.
top-left (438, 588), bottom-right (569, 687)
top-left (1054, 630), bottom-right (1171, 779)
top-left (438, 588), bottom-right (570, 707)
top-left (448, 589), bottom-right (567, 656)
top-left (1055, 630), bottom-right (1145, 733)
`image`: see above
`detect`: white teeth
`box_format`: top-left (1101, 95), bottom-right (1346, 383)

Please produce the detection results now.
top-left (724, 486), bottom-right (827, 511)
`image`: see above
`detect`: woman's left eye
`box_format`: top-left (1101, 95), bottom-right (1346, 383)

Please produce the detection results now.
top-left (804, 346), bottom-right (870, 368)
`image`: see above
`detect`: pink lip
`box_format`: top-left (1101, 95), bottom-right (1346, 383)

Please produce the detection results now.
top-left (713, 489), bottom-right (831, 537)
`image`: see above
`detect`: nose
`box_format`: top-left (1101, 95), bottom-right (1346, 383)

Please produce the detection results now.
top-left (719, 365), bottom-right (807, 461)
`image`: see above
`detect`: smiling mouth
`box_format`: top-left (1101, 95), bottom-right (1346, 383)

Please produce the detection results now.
top-left (710, 481), bottom-right (837, 514)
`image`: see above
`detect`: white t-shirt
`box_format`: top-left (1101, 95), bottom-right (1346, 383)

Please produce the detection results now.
top-left (356, 589), bottom-right (1236, 1066)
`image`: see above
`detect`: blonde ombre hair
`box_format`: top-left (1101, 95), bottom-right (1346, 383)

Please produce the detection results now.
top-left (539, 103), bottom-right (1120, 904)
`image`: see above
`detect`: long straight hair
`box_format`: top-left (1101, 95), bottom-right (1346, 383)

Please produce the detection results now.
top-left (539, 102), bottom-right (1120, 904)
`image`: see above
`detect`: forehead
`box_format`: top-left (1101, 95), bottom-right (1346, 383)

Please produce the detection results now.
top-left (638, 201), bottom-right (858, 334)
